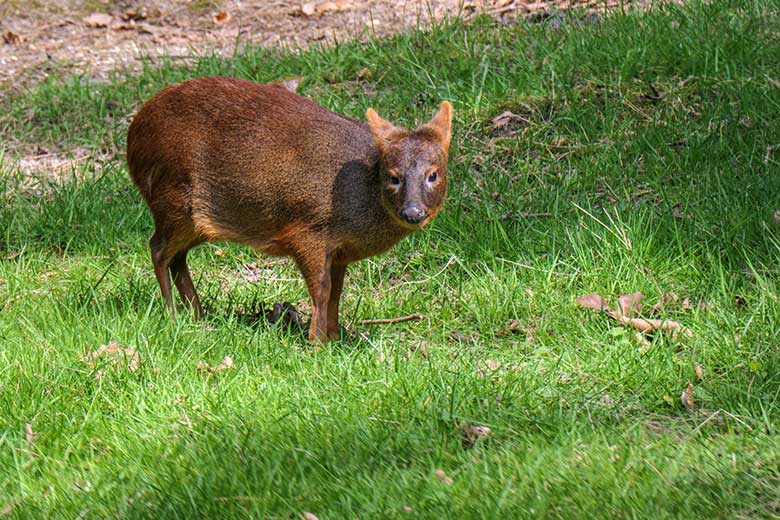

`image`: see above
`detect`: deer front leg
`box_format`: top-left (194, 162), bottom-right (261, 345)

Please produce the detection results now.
top-left (327, 263), bottom-right (347, 340)
top-left (295, 251), bottom-right (332, 343)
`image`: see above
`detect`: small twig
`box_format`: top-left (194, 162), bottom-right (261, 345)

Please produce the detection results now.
top-left (360, 313), bottom-right (424, 325)
top-left (500, 211), bottom-right (553, 221)
top-left (386, 256), bottom-right (459, 291)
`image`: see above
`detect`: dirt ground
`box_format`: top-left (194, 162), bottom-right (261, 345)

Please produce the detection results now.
top-left (0, 0), bottom-right (635, 174)
top-left (0, 0), bottom-right (630, 91)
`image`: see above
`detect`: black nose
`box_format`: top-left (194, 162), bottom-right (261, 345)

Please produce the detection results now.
top-left (400, 206), bottom-right (427, 224)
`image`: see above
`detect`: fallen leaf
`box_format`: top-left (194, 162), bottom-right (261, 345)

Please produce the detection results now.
top-left (633, 331), bottom-right (652, 350)
top-left (196, 356), bottom-right (235, 376)
top-left (460, 423), bottom-right (491, 448)
top-left (85, 341), bottom-right (140, 372)
top-left (214, 248), bottom-right (224, 257)
top-left (484, 359), bottom-right (501, 371)
top-left (434, 469), bottom-right (453, 485)
top-left (25, 423), bottom-right (34, 444)
top-left (694, 363), bottom-right (704, 380)
top-left (123, 7), bottom-right (149, 20)
top-left (301, 513), bottom-right (319, 520)
top-left (681, 382), bottom-right (695, 412)
top-left (617, 292), bottom-right (643, 318)
top-left (212, 10), bottom-right (231, 24)
top-left (409, 343), bottom-right (429, 358)
top-left (2, 31), bottom-right (20, 45)
top-left (356, 67), bottom-right (370, 81)
top-left (490, 110), bottom-right (529, 136)
top-left (83, 13), bottom-right (113, 28)
top-left (402, 506), bottom-right (414, 513)
top-left (620, 316), bottom-right (692, 338)
top-left (450, 331), bottom-right (469, 342)
top-left (300, 0), bottom-right (352, 17)
top-left (575, 293), bottom-right (613, 314)
top-left (577, 292), bottom-right (692, 339)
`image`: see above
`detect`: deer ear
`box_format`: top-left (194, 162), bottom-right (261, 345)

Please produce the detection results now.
top-left (420, 101), bottom-right (453, 154)
top-left (367, 108), bottom-right (404, 153)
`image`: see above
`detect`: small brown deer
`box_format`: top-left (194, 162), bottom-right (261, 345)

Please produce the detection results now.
top-left (127, 76), bottom-right (452, 342)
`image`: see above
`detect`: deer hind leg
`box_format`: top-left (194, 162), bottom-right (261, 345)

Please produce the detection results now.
top-left (150, 230), bottom-right (175, 316)
top-left (149, 215), bottom-right (202, 318)
top-left (170, 248), bottom-right (203, 319)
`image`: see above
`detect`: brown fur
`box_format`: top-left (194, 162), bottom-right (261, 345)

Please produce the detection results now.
top-left (127, 76), bottom-right (452, 342)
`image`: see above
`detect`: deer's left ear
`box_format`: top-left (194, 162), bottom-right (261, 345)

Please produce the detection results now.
top-left (420, 101), bottom-right (453, 154)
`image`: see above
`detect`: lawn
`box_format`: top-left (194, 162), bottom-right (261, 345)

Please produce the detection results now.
top-left (2, 0), bottom-right (780, 517)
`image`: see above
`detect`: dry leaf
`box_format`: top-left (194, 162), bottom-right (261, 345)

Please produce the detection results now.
top-left (300, 0), bottom-right (352, 17)
top-left (212, 10), bottom-right (231, 24)
top-left (196, 356), bottom-right (235, 376)
top-left (25, 423), bottom-right (34, 444)
top-left (484, 359), bottom-right (501, 371)
top-left (681, 382), bottom-right (695, 412)
top-left (214, 248), bottom-right (224, 257)
top-left (490, 110), bottom-right (529, 136)
top-left (83, 13), bottom-right (113, 28)
top-left (617, 292), bottom-right (643, 318)
top-left (575, 294), bottom-right (613, 313)
top-left (633, 331), bottom-right (652, 350)
top-left (301, 513), bottom-right (319, 520)
top-left (577, 292), bottom-right (692, 339)
top-left (85, 341), bottom-right (139, 372)
top-left (774, 210), bottom-right (780, 226)
top-left (3, 31), bottom-right (20, 45)
top-left (620, 316), bottom-right (692, 338)
top-left (434, 469), bottom-right (453, 485)
top-left (461, 423), bottom-right (491, 448)
top-left (694, 363), bottom-right (704, 380)
top-left (123, 7), bottom-right (149, 21)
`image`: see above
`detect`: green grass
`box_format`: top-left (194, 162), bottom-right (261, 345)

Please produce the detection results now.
top-left (3, 0), bottom-right (780, 517)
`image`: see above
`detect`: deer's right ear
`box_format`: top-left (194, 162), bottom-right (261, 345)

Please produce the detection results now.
top-left (367, 108), bottom-right (404, 154)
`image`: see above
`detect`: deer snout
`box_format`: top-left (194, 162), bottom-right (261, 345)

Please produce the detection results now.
top-left (400, 205), bottom-right (427, 224)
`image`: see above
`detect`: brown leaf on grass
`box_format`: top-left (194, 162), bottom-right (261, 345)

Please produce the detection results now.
top-left (196, 356), bottom-right (234, 376)
top-left (490, 110), bottom-right (530, 136)
top-left (212, 10), bottom-right (231, 24)
top-left (617, 292), bottom-right (643, 318)
top-left (633, 331), bottom-right (652, 350)
top-left (300, 0), bottom-right (352, 17)
top-left (434, 469), bottom-right (453, 486)
top-left (461, 423), bottom-right (491, 448)
top-left (3, 31), bottom-right (20, 45)
top-left (694, 363), bottom-right (704, 380)
top-left (681, 382), bottom-right (695, 412)
top-left (85, 341), bottom-right (139, 372)
top-left (620, 316), bottom-right (692, 338)
top-left (576, 292), bottom-right (693, 339)
top-left (575, 294), bottom-right (613, 314)
top-left (301, 513), bottom-right (319, 520)
top-left (83, 13), bottom-right (113, 28)
top-left (25, 423), bottom-right (34, 444)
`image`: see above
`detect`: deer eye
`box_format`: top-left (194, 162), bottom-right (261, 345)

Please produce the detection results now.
top-left (427, 171), bottom-right (438, 183)
top-left (389, 176), bottom-right (401, 186)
